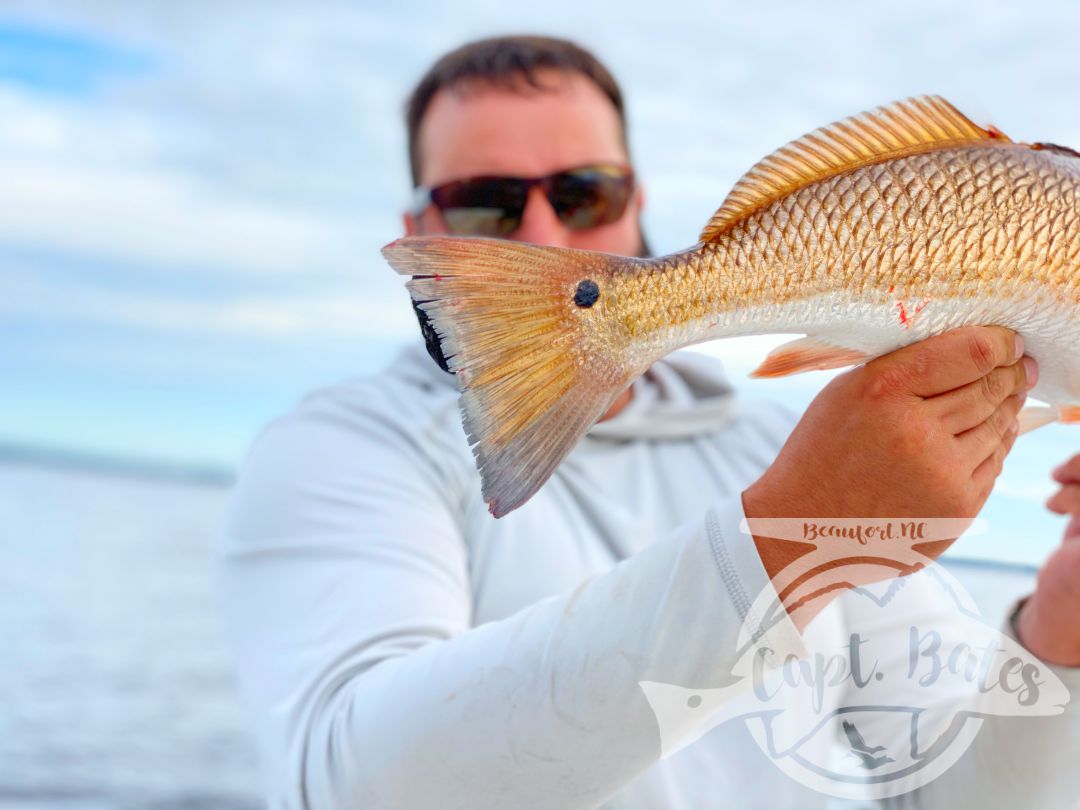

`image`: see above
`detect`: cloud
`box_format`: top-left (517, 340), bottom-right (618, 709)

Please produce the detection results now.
top-left (1, 158), bottom-right (360, 274)
top-left (0, 7), bottom-right (411, 277)
top-left (5, 270), bottom-right (416, 341)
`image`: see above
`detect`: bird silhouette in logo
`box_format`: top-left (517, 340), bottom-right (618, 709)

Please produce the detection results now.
top-left (842, 720), bottom-right (895, 770)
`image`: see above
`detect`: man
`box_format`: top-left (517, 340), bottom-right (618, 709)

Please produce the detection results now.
top-left (223, 36), bottom-right (1080, 809)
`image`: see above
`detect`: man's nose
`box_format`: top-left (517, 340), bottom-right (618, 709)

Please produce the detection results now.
top-left (510, 185), bottom-right (570, 247)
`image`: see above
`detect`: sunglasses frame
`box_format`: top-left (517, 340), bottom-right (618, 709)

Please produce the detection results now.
top-left (409, 163), bottom-right (636, 235)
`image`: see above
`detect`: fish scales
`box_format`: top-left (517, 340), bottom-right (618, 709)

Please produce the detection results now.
top-left (605, 147), bottom-right (1080, 353)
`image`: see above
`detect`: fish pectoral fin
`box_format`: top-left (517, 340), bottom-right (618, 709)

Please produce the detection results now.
top-left (750, 336), bottom-right (873, 378)
top-left (1059, 405), bottom-right (1080, 424)
top-left (995, 404), bottom-right (1079, 435)
top-left (1018, 405), bottom-right (1060, 434)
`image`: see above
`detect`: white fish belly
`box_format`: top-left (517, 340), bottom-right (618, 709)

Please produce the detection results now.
top-left (676, 291), bottom-right (1080, 407)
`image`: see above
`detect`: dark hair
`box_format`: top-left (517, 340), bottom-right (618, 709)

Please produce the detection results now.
top-left (405, 35), bottom-right (628, 186)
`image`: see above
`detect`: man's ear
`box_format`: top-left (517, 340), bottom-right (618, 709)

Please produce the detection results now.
top-left (403, 212), bottom-right (419, 236)
top-left (634, 183), bottom-right (645, 216)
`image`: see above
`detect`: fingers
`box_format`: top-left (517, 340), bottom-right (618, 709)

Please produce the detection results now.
top-left (1047, 483), bottom-right (1080, 516)
top-left (1052, 455), bottom-right (1080, 485)
top-left (1064, 515), bottom-right (1080, 542)
top-left (931, 358), bottom-right (1034, 434)
top-left (970, 416), bottom-right (1020, 492)
top-left (873, 326), bottom-right (1023, 399)
top-left (964, 393), bottom-right (1024, 485)
top-left (1048, 459), bottom-right (1080, 542)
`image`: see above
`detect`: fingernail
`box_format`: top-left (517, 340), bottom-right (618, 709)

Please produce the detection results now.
top-left (1014, 334), bottom-right (1025, 360)
top-left (1009, 418), bottom-right (1020, 436)
top-left (1022, 356), bottom-right (1038, 388)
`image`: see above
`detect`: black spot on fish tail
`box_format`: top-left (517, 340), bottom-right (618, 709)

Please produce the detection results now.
top-left (1032, 142), bottom-right (1080, 159)
top-left (410, 297), bottom-right (453, 374)
top-left (574, 279), bottom-right (600, 308)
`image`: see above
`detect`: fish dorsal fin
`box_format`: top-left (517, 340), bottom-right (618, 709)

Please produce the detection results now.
top-left (699, 96), bottom-right (1011, 243)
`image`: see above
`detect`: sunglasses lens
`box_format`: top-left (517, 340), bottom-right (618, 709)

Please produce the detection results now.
top-left (431, 178), bottom-right (526, 236)
top-left (549, 165), bottom-right (633, 230)
top-left (426, 166), bottom-right (633, 236)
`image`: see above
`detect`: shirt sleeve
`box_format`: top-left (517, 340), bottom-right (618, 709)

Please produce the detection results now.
top-left (830, 576), bottom-right (1080, 810)
top-left (890, 597), bottom-right (1080, 809)
top-left (219, 399), bottom-right (796, 810)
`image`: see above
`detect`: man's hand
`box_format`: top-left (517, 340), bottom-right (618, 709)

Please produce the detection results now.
top-left (1016, 455), bottom-right (1080, 667)
top-left (744, 326), bottom-right (1035, 581)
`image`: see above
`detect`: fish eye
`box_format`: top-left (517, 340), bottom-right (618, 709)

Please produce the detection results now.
top-left (573, 279), bottom-right (600, 308)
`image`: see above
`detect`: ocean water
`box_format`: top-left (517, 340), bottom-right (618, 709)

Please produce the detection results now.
top-left (0, 460), bottom-right (261, 810)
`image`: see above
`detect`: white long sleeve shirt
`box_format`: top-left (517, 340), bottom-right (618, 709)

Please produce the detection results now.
top-left (221, 343), bottom-right (1080, 809)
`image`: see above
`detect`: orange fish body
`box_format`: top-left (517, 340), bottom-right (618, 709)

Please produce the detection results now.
top-left (384, 97), bottom-right (1080, 517)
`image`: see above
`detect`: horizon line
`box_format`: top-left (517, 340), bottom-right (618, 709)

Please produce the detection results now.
top-left (0, 440), bottom-right (234, 486)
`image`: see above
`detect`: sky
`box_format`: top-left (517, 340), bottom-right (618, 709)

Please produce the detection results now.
top-left (3, 0), bottom-right (1079, 562)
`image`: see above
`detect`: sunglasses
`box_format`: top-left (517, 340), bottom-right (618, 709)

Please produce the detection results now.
top-left (410, 163), bottom-right (635, 237)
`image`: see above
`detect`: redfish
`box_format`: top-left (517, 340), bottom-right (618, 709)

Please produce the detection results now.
top-left (383, 96), bottom-right (1080, 517)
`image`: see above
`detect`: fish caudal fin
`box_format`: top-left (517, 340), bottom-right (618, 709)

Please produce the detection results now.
top-left (382, 236), bottom-right (632, 517)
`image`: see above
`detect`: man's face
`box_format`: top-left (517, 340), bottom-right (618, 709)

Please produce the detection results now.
top-left (405, 70), bottom-right (645, 255)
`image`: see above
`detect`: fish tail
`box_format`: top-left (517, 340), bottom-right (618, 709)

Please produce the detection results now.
top-left (382, 236), bottom-right (635, 517)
